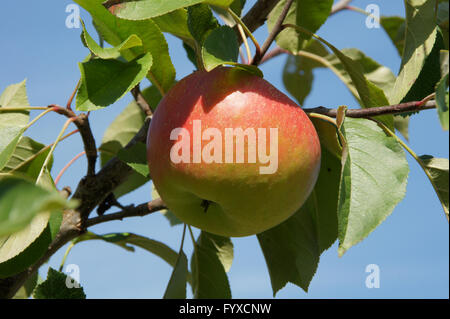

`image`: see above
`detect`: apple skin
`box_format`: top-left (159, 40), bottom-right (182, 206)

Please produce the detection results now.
top-left (147, 67), bottom-right (321, 237)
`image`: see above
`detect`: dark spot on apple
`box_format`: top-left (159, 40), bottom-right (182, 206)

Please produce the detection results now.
top-left (327, 167), bottom-right (331, 172)
top-left (201, 199), bottom-right (211, 213)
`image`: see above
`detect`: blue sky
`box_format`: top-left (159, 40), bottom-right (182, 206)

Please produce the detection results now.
top-left (0, 0), bottom-right (448, 298)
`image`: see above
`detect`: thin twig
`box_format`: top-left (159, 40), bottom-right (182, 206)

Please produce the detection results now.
top-left (36, 118), bottom-right (76, 184)
top-left (8, 129), bottom-right (79, 175)
top-left (72, 117), bottom-right (151, 221)
top-left (303, 100), bottom-right (437, 118)
top-left (239, 47), bottom-right (248, 65)
top-left (252, 0), bottom-right (295, 65)
top-left (258, 0), bottom-right (354, 65)
top-left (66, 80), bottom-right (81, 110)
top-left (55, 151), bottom-right (87, 186)
top-left (0, 106), bottom-right (49, 111)
top-left (51, 105), bottom-right (98, 177)
top-left (236, 0), bottom-right (280, 45)
top-left (259, 47), bottom-right (289, 64)
top-left (131, 84), bottom-right (153, 117)
top-left (331, 0), bottom-right (353, 14)
top-left (85, 198), bottom-right (166, 227)
top-left (24, 106), bottom-right (57, 130)
top-left (237, 24), bottom-right (252, 63)
top-left (227, 8), bottom-right (262, 60)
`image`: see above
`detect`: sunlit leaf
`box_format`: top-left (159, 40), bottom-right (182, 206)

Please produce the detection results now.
top-left (337, 118), bottom-right (409, 256)
top-left (258, 147), bottom-right (340, 295)
top-left (76, 53), bottom-right (153, 111)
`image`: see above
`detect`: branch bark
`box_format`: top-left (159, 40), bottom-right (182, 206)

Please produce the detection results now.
top-left (51, 105), bottom-right (97, 177)
top-left (236, 0), bottom-right (280, 45)
top-left (131, 84), bottom-right (153, 117)
top-left (86, 198), bottom-right (166, 227)
top-left (0, 118), bottom-right (150, 299)
top-left (72, 118), bottom-right (151, 221)
top-left (303, 100), bottom-right (437, 118)
top-left (252, 0), bottom-right (294, 65)
top-left (259, 0), bottom-right (354, 64)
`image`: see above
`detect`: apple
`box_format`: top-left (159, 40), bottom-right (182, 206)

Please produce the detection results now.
top-left (147, 66), bottom-right (321, 237)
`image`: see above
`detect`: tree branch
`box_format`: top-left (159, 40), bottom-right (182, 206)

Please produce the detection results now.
top-left (0, 208), bottom-right (84, 299)
top-left (303, 100), bottom-right (437, 118)
top-left (259, 47), bottom-right (288, 64)
top-left (86, 198), bottom-right (166, 227)
top-left (72, 117), bottom-right (151, 222)
top-left (259, 0), bottom-right (354, 64)
top-left (51, 105), bottom-right (97, 177)
top-left (131, 84), bottom-right (153, 117)
top-left (0, 118), bottom-right (150, 299)
top-left (236, 0), bottom-right (280, 45)
top-left (252, 0), bottom-right (294, 65)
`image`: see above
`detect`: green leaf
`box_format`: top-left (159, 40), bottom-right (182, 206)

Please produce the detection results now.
top-left (322, 48), bottom-right (396, 129)
top-left (283, 39), bottom-right (329, 105)
top-left (191, 232), bottom-right (232, 298)
top-left (436, 50), bottom-right (449, 130)
top-left (73, 232), bottom-right (135, 252)
top-left (104, 0), bottom-right (234, 20)
top-left (153, 9), bottom-right (195, 44)
top-left (268, 0), bottom-right (333, 53)
top-left (0, 210), bottom-right (62, 278)
top-left (285, 26), bottom-right (394, 129)
top-left (211, 0), bottom-right (247, 25)
top-left (229, 0), bottom-right (246, 16)
top-left (0, 79), bottom-right (29, 111)
top-left (394, 115), bottom-right (411, 141)
top-left (400, 30), bottom-right (445, 108)
top-left (80, 19), bottom-right (143, 59)
top-left (334, 49), bottom-right (397, 96)
top-left (257, 147), bottom-right (340, 295)
top-left (419, 155), bottom-right (449, 218)
top-left (0, 80), bottom-right (30, 171)
top-left (1, 136), bottom-right (53, 180)
top-left (0, 177), bottom-right (75, 237)
top-left (13, 272), bottom-right (39, 299)
top-left (380, 16), bottom-right (406, 56)
top-left (99, 86), bottom-right (161, 198)
top-left (76, 53), bottom-right (153, 111)
top-left (337, 118), bottom-right (409, 256)
top-left (117, 142), bottom-right (150, 177)
top-left (437, 1), bottom-right (449, 49)
top-left (183, 41), bottom-right (200, 69)
top-left (163, 251), bottom-right (188, 299)
top-left (0, 126), bottom-right (25, 172)
top-left (201, 26), bottom-right (239, 71)
top-left (33, 268), bottom-right (86, 299)
top-left (227, 63), bottom-right (264, 77)
top-left (390, 0), bottom-right (438, 104)
top-left (74, 0), bottom-right (175, 93)
top-left (436, 77), bottom-right (449, 130)
top-left (0, 170), bottom-right (65, 278)
top-left (188, 4), bottom-right (219, 45)
top-left (311, 117), bottom-right (342, 159)
top-left (151, 184), bottom-right (183, 226)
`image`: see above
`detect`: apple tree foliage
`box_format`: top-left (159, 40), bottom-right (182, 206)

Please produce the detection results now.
top-left (0, 0), bottom-right (448, 298)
